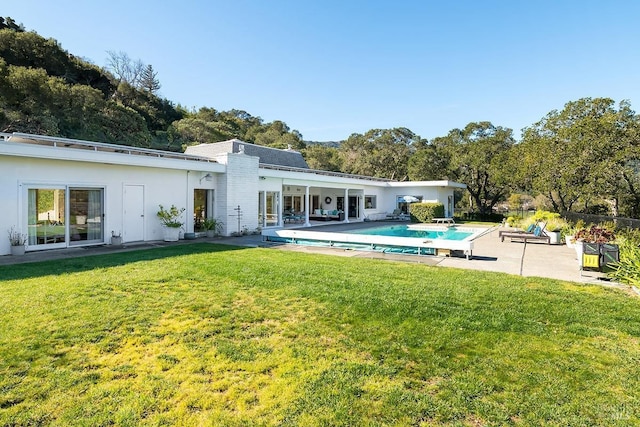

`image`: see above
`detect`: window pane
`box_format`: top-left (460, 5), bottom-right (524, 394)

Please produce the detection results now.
top-left (70, 188), bottom-right (103, 244)
top-left (28, 188), bottom-right (66, 245)
top-left (365, 195), bottom-right (376, 209)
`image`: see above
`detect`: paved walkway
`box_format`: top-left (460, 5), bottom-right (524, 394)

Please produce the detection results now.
top-left (0, 223), bottom-right (628, 290)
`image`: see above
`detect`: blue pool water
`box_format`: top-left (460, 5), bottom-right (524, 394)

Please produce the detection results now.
top-left (351, 225), bottom-right (472, 241)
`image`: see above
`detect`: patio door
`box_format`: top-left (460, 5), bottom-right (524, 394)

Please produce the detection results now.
top-left (26, 187), bottom-right (67, 250)
top-left (69, 188), bottom-right (104, 246)
top-left (348, 196), bottom-right (359, 218)
top-left (194, 189), bottom-right (214, 232)
top-left (259, 191), bottom-right (280, 227)
top-left (26, 186), bottom-right (105, 250)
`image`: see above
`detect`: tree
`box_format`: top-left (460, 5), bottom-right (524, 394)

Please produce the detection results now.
top-left (105, 50), bottom-right (144, 87)
top-left (0, 17), bottom-right (25, 32)
top-left (139, 64), bottom-right (161, 94)
top-left (519, 98), bottom-right (640, 215)
top-left (407, 143), bottom-right (450, 181)
top-left (303, 144), bottom-right (343, 171)
top-left (339, 127), bottom-right (419, 180)
top-left (246, 120), bottom-right (305, 150)
top-left (410, 122), bottom-right (515, 215)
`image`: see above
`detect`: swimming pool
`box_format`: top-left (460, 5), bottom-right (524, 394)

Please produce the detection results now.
top-left (263, 223), bottom-right (488, 259)
top-left (351, 224), bottom-right (473, 241)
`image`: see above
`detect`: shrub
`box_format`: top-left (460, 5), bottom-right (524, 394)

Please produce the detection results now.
top-left (609, 229), bottom-right (640, 287)
top-left (202, 217), bottom-right (224, 235)
top-left (524, 210), bottom-right (568, 232)
top-left (575, 224), bottom-right (616, 243)
top-left (410, 203), bottom-right (444, 223)
top-left (157, 204), bottom-right (185, 228)
top-left (544, 216), bottom-right (568, 232)
top-left (505, 216), bottom-right (522, 227)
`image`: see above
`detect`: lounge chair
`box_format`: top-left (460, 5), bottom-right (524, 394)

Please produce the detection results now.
top-left (386, 209), bottom-right (402, 220)
top-left (500, 223), bottom-right (550, 244)
top-left (498, 223), bottom-right (535, 238)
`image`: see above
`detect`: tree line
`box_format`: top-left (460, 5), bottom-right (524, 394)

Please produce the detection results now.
top-left (1, 17), bottom-right (638, 218)
top-left (0, 18), bottom-right (304, 151)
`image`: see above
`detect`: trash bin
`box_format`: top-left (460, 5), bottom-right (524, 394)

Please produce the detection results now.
top-left (601, 243), bottom-right (620, 267)
top-left (581, 242), bottom-right (619, 271)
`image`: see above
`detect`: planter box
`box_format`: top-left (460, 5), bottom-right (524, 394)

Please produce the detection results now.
top-left (10, 245), bottom-right (26, 256)
top-left (565, 235), bottom-right (576, 248)
top-left (162, 227), bottom-right (181, 242)
top-left (545, 230), bottom-right (561, 245)
top-left (111, 236), bottom-right (123, 246)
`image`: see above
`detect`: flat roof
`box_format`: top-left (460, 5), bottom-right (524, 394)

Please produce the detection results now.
top-left (1, 132), bottom-right (217, 164)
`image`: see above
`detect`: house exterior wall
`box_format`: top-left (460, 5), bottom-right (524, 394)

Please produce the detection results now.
top-left (385, 186), bottom-right (456, 217)
top-left (215, 153), bottom-right (260, 235)
top-left (1, 134), bottom-right (466, 255)
top-left (0, 154), bottom-right (221, 255)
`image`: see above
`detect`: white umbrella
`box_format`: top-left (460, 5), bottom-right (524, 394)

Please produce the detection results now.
top-left (400, 195), bottom-right (419, 203)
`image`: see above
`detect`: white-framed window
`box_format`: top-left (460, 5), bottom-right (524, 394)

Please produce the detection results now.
top-left (259, 191), bottom-right (280, 227)
top-left (364, 195), bottom-right (377, 209)
top-left (283, 195), bottom-right (304, 213)
top-left (25, 185), bottom-right (104, 249)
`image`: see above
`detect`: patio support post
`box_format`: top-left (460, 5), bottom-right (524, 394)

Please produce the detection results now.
top-left (343, 188), bottom-right (349, 223)
top-left (304, 186), bottom-right (311, 227)
top-left (260, 191), bottom-right (272, 228)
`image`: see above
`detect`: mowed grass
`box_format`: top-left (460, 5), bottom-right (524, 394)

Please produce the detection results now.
top-left (1, 244), bottom-right (639, 426)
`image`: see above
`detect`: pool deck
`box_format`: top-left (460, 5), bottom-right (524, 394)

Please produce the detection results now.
top-left (265, 222), bottom-right (629, 289)
top-left (0, 221), bottom-right (632, 292)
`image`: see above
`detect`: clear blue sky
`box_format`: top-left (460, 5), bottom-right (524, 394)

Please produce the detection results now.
top-left (5, 1), bottom-right (640, 142)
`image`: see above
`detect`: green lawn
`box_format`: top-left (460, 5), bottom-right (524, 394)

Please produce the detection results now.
top-left (1, 243), bottom-right (639, 426)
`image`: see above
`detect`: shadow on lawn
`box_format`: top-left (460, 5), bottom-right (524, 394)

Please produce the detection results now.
top-left (0, 243), bottom-right (248, 281)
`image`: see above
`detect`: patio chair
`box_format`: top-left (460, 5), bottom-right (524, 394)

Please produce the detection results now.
top-left (283, 211), bottom-right (296, 223)
top-left (498, 223), bottom-right (535, 238)
top-left (293, 211), bottom-right (305, 223)
top-left (500, 223), bottom-right (550, 244)
top-left (386, 209), bottom-right (402, 220)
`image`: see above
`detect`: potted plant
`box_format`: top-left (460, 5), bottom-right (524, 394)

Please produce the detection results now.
top-left (157, 204), bottom-right (185, 242)
top-left (7, 226), bottom-right (27, 256)
top-left (111, 230), bottom-right (123, 246)
top-left (542, 216), bottom-right (567, 245)
top-left (202, 217), bottom-right (223, 238)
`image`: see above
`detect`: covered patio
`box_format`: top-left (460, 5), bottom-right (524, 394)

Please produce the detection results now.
top-left (277, 183), bottom-right (366, 227)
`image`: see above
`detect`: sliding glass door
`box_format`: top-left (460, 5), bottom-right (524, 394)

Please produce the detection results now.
top-left (69, 188), bottom-right (104, 245)
top-left (26, 186), bottom-right (104, 250)
top-left (27, 187), bottom-right (67, 249)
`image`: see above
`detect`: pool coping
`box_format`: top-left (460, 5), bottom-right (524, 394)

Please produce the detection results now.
top-left (262, 222), bottom-right (491, 259)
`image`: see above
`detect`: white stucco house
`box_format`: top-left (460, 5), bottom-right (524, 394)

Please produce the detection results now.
top-left (0, 132), bottom-right (466, 255)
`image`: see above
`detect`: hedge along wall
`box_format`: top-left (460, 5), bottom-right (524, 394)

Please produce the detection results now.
top-left (410, 202), bottom-right (444, 223)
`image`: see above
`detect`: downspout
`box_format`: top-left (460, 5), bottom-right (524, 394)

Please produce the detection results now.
top-left (186, 170), bottom-right (190, 234)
